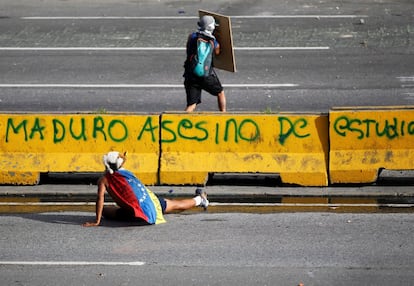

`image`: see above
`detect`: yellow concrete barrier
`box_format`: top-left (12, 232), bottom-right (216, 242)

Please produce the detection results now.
top-left (159, 113), bottom-right (329, 186)
top-left (329, 106), bottom-right (414, 184)
top-left (0, 113), bottom-right (160, 185)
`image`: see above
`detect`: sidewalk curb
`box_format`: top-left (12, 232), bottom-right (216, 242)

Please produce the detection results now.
top-left (0, 184), bottom-right (413, 213)
top-left (1, 184), bottom-right (414, 200)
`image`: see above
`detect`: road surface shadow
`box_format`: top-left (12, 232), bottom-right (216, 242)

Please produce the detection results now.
top-left (4, 213), bottom-right (151, 227)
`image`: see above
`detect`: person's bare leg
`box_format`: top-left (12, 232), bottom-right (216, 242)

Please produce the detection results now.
top-left (185, 103), bottom-right (197, 112)
top-left (163, 198), bottom-right (197, 213)
top-left (163, 190), bottom-right (208, 213)
top-left (217, 91), bottom-right (226, 112)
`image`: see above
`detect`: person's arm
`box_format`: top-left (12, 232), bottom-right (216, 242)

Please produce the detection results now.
top-left (83, 177), bottom-right (106, 227)
top-left (214, 40), bottom-right (220, 56)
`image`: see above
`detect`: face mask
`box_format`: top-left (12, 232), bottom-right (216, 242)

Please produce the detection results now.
top-left (205, 22), bottom-right (215, 33)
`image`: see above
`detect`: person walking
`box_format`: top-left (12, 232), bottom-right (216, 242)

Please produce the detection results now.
top-left (183, 15), bottom-right (227, 112)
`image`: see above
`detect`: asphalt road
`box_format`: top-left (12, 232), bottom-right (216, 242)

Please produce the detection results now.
top-left (1, 1), bottom-right (414, 285)
top-left (1, 212), bottom-right (414, 286)
top-left (0, 0), bottom-right (413, 113)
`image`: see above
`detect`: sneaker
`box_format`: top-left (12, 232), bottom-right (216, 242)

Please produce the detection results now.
top-left (195, 188), bottom-right (209, 210)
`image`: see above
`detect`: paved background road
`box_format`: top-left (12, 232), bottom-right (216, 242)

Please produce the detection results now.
top-left (0, 0), bottom-right (413, 112)
top-left (1, 1), bottom-right (414, 285)
top-left (1, 212), bottom-right (414, 286)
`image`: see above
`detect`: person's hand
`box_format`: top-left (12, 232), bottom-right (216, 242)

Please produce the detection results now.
top-left (82, 221), bottom-right (100, 227)
top-left (214, 42), bottom-right (221, 56)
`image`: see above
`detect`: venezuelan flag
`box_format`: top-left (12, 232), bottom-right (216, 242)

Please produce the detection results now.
top-left (105, 169), bottom-right (166, 224)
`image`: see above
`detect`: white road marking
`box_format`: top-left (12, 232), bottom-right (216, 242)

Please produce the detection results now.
top-left (0, 46), bottom-right (330, 51)
top-left (0, 202), bottom-right (114, 206)
top-left (210, 202), bottom-right (414, 208)
top-left (0, 261), bottom-right (145, 266)
top-left (21, 15), bottom-right (368, 20)
top-left (0, 47), bottom-right (185, 51)
top-left (0, 83), bottom-right (299, 88)
top-left (397, 76), bottom-right (414, 82)
top-left (397, 76), bottom-right (414, 88)
top-left (225, 83), bottom-right (298, 88)
top-left (235, 47), bottom-right (330, 50)
top-left (232, 15), bottom-right (368, 19)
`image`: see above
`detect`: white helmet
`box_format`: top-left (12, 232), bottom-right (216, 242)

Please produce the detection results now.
top-left (198, 15), bottom-right (218, 33)
top-left (103, 151), bottom-right (125, 174)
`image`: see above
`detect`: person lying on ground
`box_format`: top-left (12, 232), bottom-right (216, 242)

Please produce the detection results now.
top-left (83, 151), bottom-right (208, 227)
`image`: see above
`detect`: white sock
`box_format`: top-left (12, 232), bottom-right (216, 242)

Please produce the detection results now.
top-left (194, 196), bottom-right (202, 206)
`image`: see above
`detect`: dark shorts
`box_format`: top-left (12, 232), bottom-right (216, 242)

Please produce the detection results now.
top-left (114, 208), bottom-right (146, 223)
top-left (184, 72), bottom-right (223, 106)
top-left (158, 197), bottom-right (167, 214)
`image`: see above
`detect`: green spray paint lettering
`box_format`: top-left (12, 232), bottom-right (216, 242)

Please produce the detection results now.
top-left (93, 117), bottom-right (106, 141)
top-left (5, 118), bottom-right (47, 142)
top-left (278, 117), bottom-right (310, 145)
top-left (91, 117), bottom-right (128, 142)
top-left (29, 118), bottom-right (46, 140)
top-left (137, 117), bottom-right (158, 142)
top-left (238, 119), bottom-right (260, 142)
top-left (160, 120), bottom-right (176, 143)
top-left (69, 118), bottom-right (87, 141)
top-left (177, 119), bottom-right (208, 141)
top-left (220, 118), bottom-right (260, 144)
top-left (53, 119), bottom-right (66, 143)
top-left (5, 116), bottom-right (153, 144)
top-left (162, 118), bottom-right (259, 144)
top-left (107, 119), bottom-right (128, 142)
top-left (51, 117), bottom-right (128, 143)
top-left (53, 117), bottom-right (128, 143)
top-left (5, 118), bottom-right (29, 142)
top-left (5, 118), bottom-right (46, 142)
top-left (161, 119), bottom-right (208, 142)
top-left (333, 116), bottom-right (414, 139)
